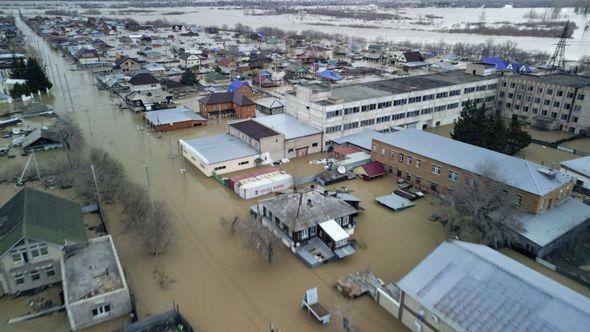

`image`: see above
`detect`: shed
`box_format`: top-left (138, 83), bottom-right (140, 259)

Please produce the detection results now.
top-left (360, 161), bottom-right (386, 180)
top-left (376, 193), bottom-right (415, 211)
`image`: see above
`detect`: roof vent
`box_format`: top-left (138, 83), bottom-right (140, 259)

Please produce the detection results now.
top-left (307, 199), bottom-right (313, 207)
top-left (537, 167), bottom-right (556, 178)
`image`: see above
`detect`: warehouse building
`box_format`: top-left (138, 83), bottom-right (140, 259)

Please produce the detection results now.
top-left (496, 73), bottom-right (590, 135)
top-left (179, 133), bottom-right (270, 177)
top-left (285, 68), bottom-right (498, 142)
top-left (392, 240), bottom-right (590, 332)
top-left (144, 106), bottom-right (207, 131)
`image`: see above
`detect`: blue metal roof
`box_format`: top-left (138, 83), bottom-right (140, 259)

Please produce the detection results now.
top-left (481, 56), bottom-right (508, 70)
top-left (317, 70), bottom-right (342, 81)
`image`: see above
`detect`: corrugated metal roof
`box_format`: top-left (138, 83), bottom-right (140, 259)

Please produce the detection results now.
top-left (561, 156), bottom-right (590, 177)
top-left (181, 133), bottom-right (259, 164)
top-left (376, 129), bottom-right (572, 196)
top-left (144, 106), bottom-right (205, 125)
top-left (398, 240), bottom-right (590, 332)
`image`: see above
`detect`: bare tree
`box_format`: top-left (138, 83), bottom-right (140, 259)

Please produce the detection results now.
top-left (222, 213), bottom-right (281, 263)
top-left (88, 147), bottom-right (126, 203)
top-left (120, 181), bottom-right (151, 232)
top-left (139, 201), bottom-right (175, 256)
top-left (431, 161), bottom-right (522, 248)
top-left (50, 114), bottom-right (85, 167)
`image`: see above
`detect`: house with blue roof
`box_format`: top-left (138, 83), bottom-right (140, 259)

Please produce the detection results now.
top-left (317, 69), bottom-right (342, 82)
top-left (481, 56), bottom-right (508, 71)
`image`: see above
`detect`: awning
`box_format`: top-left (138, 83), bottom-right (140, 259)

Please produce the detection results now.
top-left (319, 219), bottom-right (350, 242)
top-left (334, 245), bottom-right (356, 259)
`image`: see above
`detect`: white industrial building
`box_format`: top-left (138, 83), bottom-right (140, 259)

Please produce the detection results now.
top-left (285, 68), bottom-right (498, 142)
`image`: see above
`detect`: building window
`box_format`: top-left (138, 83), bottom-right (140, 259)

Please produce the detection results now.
top-left (415, 176), bottom-right (421, 185)
top-left (407, 156), bottom-right (413, 165)
top-left (30, 243), bottom-right (49, 258)
top-left (416, 159), bottom-right (422, 168)
top-left (214, 165), bottom-right (226, 171)
top-left (31, 269), bottom-right (40, 281)
top-left (381, 148), bottom-right (385, 156)
top-left (11, 251), bottom-right (24, 263)
top-left (389, 151), bottom-right (394, 159)
top-left (45, 265), bottom-right (56, 277)
top-left (92, 305), bottom-right (111, 318)
top-left (309, 225), bottom-right (317, 236)
top-left (432, 165), bottom-right (441, 175)
top-left (430, 182), bottom-right (438, 192)
top-left (300, 228), bottom-right (309, 240)
top-left (13, 272), bottom-right (25, 285)
top-left (514, 194), bottom-right (524, 207)
top-left (238, 161), bottom-right (249, 166)
top-left (398, 153), bottom-right (404, 163)
top-left (341, 215), bottom-right (350, 226)
top-left (448, 170), bottom-right (460, 182)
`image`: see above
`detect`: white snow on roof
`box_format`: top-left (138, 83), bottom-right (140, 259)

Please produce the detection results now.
top-left (144, 106), bottom-right (205, 125)
top-left (561, 156), bottom-right (590, 177)
top-left (181, 133), bottom-right (259, 164)
top-left (398, 240), bottom-right (590, 332)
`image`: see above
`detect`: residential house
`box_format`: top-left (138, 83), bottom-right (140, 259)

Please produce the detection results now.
top-left (178, 52), bottom-right (201, 69)
top-left (75, 48), bottom-right (100, 64)
top-left (253, 188), bottom-right (359, 267)
top-left (0, 188), bottom-right (87, 295)
top-left (114, 56), bottom-right (141, 75)
top-left (144, 106), bottom-right (207, 131)
top-left (62, 235), bottom-right (132, 331)
top-left (128, 69), bottom-right (161, 92)
top-left (253, 97), bottom-right (285, 115)
top-left (199, 80), bottom-right (256, 119)
top-left (561, 156), bottom-right (590, 192)
top-left (21, 129), bottom-right (62, 152)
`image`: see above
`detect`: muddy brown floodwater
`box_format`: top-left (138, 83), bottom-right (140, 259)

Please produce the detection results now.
top-left (0, 16), bottom-right (587, 332)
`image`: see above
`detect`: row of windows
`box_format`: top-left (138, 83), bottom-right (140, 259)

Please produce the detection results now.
top-left (13, 264), bottom-right (56, 285)
top-left (11, 243), bottom-right (49, 263)
top-left (501, 81), bottom-right (586, 101)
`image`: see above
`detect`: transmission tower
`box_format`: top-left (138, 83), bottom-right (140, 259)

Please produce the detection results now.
top-left (546, 20), bottom-right (570, 73)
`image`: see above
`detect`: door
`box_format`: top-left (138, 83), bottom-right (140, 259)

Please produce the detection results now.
top-left (296, 147), bottom-right (308, 157)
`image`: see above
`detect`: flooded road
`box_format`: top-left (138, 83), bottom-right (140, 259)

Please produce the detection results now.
top-left (0, 16), bottom-right (450, 331)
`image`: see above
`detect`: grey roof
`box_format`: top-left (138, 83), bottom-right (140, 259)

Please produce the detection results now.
top-left (144, 106), bottom-right (205, 125)
top-left (398, 240), bottom-right (590, 332)
top-left (331, 129), bottom-right (389, 151)
top-left (376, 129), bottom-right (573, 196)
top-left (258, 189), bottom-right (357, 232)
top-left (253, 113), bottom-right (322, 140)
top-left (63, 235), bottom-right (126, 304)
top-left (507, 197), bottom-right (590, 247)
top-left (561, 156), bottom-right (590, 177)
top-left (376, 193), bottom-right (415, 211)
top-left (328, 85), bottom-right (391, 103)
top-left (253, 97), bottom-right (284, 109)
top-left (229, 120), bottom-right (280, 140)
top-left (182, 133), bottom-right (259, 164)
top-left (514, 73), bottom-right (590, 89)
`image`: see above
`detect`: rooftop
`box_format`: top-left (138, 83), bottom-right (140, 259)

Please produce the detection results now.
top-left (63, 235), bottom-right (126, 304)
top-left (253, 113), bottom-right (322, 140)
top-left (144, 106), bottom-right (205, 125)
top-left (258, 189), bottom-right (357, 232)
top-left (398, 240), bottom-right (590, 332)
top-left (561, 155), bottom-right (590, 177)
top-left (331, 129), bottom-right (389, 151)
top-left (507, 197), bottom-right (590, 247)
top-left (181, 133), bottom-right (259, 164)
top-left (0, 187), bottom-right (87, 256)
top-left (512, 73), bottom-right (590, 89)
top-left (229, 119), bottom-right (280, 140)
top-left (375, 129), bottom-right (572, 196)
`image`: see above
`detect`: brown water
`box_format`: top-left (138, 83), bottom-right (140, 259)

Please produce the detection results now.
top-left (2, 16), bottom-right (588, 332)
top-left (0, 17), bottom-right (449, 332)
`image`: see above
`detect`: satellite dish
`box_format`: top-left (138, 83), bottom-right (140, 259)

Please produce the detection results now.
top-left (337, 166), bottom-right (346, 174)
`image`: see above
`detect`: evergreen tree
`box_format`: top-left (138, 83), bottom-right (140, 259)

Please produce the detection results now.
top-left (486, 108), bottom-right (508, 153)
top-left (451, 100), bottom-right (477, 143)
top-left (10, 83), bottom-right (32, 98)
top-left (9, 57), bottom-right (27, 79)
top-left (505, 116), bottom-right (532, 155)
top-left (181, 67), bottom-right (197, 85)
top-left (25, 58), bottom-right (53, 92)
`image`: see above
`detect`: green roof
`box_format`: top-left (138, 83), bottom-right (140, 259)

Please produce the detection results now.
top-left (0, 187), bottom-right (87, 255)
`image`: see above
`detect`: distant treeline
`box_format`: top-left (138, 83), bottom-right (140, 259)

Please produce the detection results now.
top-left (445, 21), bottom-right (577, 38)
top-left (252, 7), bottom-right (411, 21)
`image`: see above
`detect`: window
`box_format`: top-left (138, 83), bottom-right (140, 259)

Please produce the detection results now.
top-left (30, 244), bottom-right (49, 258)
top-left (92, 305), bottom-right (111, 318)
top-left (561, 114), bottom-right (568, 120)
top-left (326, 109), bottom-right (342, 119)
top-left (312, 142), bottom-right (318, 147)
top-left (406, 110), bottom-right (420, 118)
top-left (287, 148), bottom-right (294, 153)
top-left (416, 159), bottom-right (422, 168)
top-left (450, 89), bottom-right (461, 96)
top-left (534, 97), bottom-right (541, 104)
top-left (376, 115), bottom-right (391, 123)
top-left (398, 153), bottom-right (404, 163)
top-left (415, 176), bottom-right (421, 185)
top-left (567, 92), bottom-right (575, 98)
top-left (499, 91), bottom-right (505, 97)
top-left (326, 125), bottom-right (342, 133)
top-left (31, 269), bottom-right (40, 281)
top-left (360, 119), bottom-right (375, 127)
top-left (544, 99), bottom-right (550, 106)
top-left (377, 101), bottom-right (392, 109)
top-left (501, 81), bottom-right (507, 87)
top-left (466, 178), bottom-right (476, 188)
top-left (381, 148), bottom-right (385, 156)
top-left (420, 108), bottom-right (433, 115)
top-left (547, 88), bottom-right (553, 95)
top-left (557, 90), bottom-right (563, 96)
top-left (430, 182), bottom-right (438, 192)
top-left (214, 165), bottom-right (226, 171)
top-left (553, 101), bottom-right (560, 108)
top-left (514, 194), bottom-right (524, 207)
top-left (432, 165), bottom-right (441, 175)
top-left (300, 228), bottom-right (309, 240)
top-left (341, 215), bottom-right (350, 226)
top-left (476, 85), bottom-right (486, 91)
top-left (408, 96), bottom-right (422, 103)
top-left (13, 272), bottom-right (25, 285)
top-left (393, 98), bottom-right (407, 106)
top-left (392, 113), bottom-right (406, 120)
top-left (507, 93), bottom-right (514, 99)
top-left (45, 265), bottom-right (56, 277)
top-left (422, 94), bottom-right (435, 101)
top-left (448, 170), bottom-right (460, 182)
top-left (11, 251), bottom-right (23, 263)
top-left (343, 122), bottom-right (359, 130)
top-left (390, 151), bottom-right (394, 159)
top-left (436, 92), bottom-right (448, 99)
top-left (573, 117), bottom-right (578, 123)
top-left (344, 107), bottom-right (359, 115)
top-left (464, 87), bottom-right (476, 94)
top-left (309, 225), bottom-right (317, 236)
top-left (407, 156), bottom-right (413, 165)
top-left (238, 161), bottom-right (249, 166)
top-left (578, 94), bottom-right (585, 100)
top-left (510, 82), bottom-right (516, 88)
top-left (361, 104), bottom-right (376, 112)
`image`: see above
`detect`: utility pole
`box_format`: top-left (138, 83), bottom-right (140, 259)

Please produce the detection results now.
top-left (144, 164), bottom-right (155, 212)
top-left (90, 164), bottom-right (106, 222)
top-left (17, 151), bottom-right (41, 186)
top-left (85, 108), bottom-right (94, 137)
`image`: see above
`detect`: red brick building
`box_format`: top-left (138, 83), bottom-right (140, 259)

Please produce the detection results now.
top-left (198, 82), bottom-right (256, 119)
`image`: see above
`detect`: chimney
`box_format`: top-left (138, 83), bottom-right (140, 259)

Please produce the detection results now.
top-left (307, 199), bottom-right (313, 207)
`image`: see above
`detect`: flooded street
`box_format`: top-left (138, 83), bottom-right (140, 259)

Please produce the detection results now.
top-left (0, 16), bottom-right (449, 331)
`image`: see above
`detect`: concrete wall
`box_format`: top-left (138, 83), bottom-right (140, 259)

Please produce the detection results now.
top-left (0, 240), bottom-right (63, 294)
top-left (285, 134), bottom-right (323, 159)
top-left (66, 287), bottom-right (131, 330)
top-left (376, 288), bottom-right (400, 319)
top-left (259, 135), bottom-right (285, 161)
top-left (400, 293), bottom-right (455, 332)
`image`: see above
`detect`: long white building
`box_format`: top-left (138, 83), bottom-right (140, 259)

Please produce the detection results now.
top-left (285, 66), bottom-right (498, 143)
